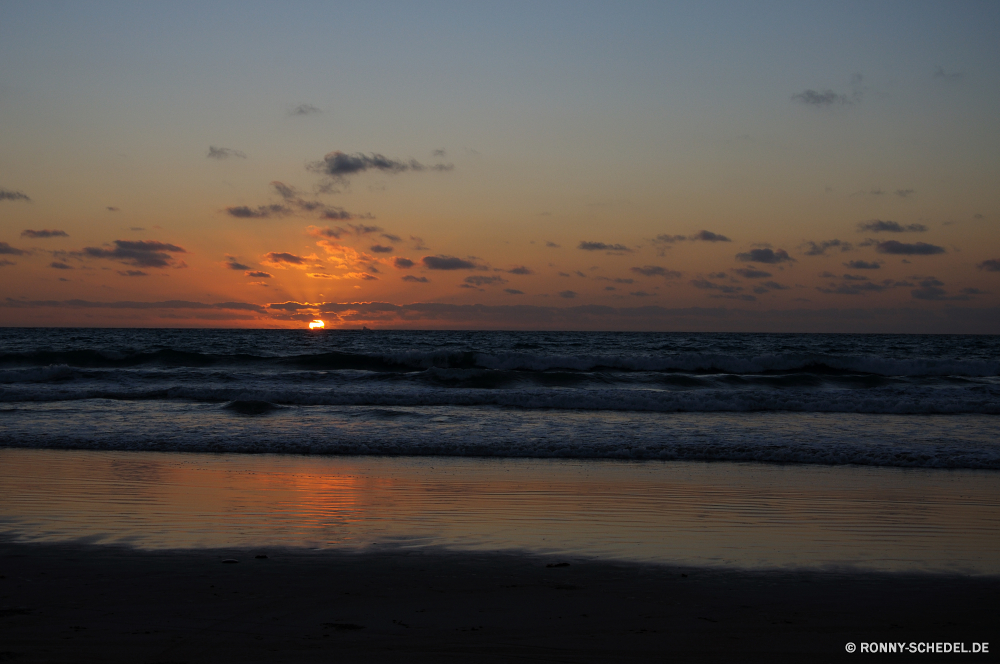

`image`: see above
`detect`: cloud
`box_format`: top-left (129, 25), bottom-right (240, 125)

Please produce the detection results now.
top-left (245, 271), bottom-right (272, 278)
top-left (81, 240), bottom-right (187, 268)
top-left (578, 241), bottom-right (632, 253)
top-left (895, 189), bottom-right (915, 198)
top-left (558, 290), bottom-right (577, 299)
top-left (933, 67), bottom-right (962, 81)
top-left (630, 265), bottom-right (682, 278)
top-left (402, 275), bottom-right (429, 283)
top-left (289, 104), bottom-right (321, 116)
top-left (504, 289), bottom-right (524, 295)
top-left (761, 281), bottom-right (790, 291)
top-left (653, 234), bottom-right (687, 244)
top-left (507, 266), bottom-right (533, 275)
top-left (802, 239), bottom-right (852, 256)
top-left (226, 204), bottom-right (291, 219)
top-left (977, 259), bottom-right (1000, 272)
top-left (118, 270), bottom-right (149, 277)
top-left (3, 299), bottom-right (266, 313)
top-left (310, 151), bottom-right (453, 179)
top-left (690, 279), bottom-right (742, 294)
top-left (464, 275), bottom-right (506, 287)
top-left (224, 257), bottom-right (251, 270)
top-left (792, 90), bottom-right (849, 106)
top-left (411, 236), bottom-right (429, 250)
top-left (875, 241), bottom-right (945, 255)
top-left (50, 261), bottom-right (73, 270)
top-left (0, 260), bottom-right (14, 267)
top-left (732, 268), bottom-right (772, 279)
top-left (735, 248), bottom-right (794, 264)
top-left (207, 146), bottom-right (246, 160)
top-left (262, 251), bottom-right (308, 266)
top-left (0, 242), bottom-right (28, 255)
top-left (690, 230), bottom-right (731, 242)
top-left (0, 189), bottom-right (31, 202)
top-left (629, 291), bottom-right (653, 297)
top-left (381, 233), bottom-right (402, 242)
top-left (422, 255), bottom-right (476, 270)
top-left (21, 229), bottom-right (68, 239)
top-left (911, 278), bottom-right (968, 301)
top-left (393, 257), bottom-right (415, 269)
top-left (845, 260), bottom-right (881, 270)
top-left (370, 244), bottom-right (394, 253)
top-left (857, 220), bottom-right (927, 233)
top-left (107, 207), bottom-right (120, 212)
top-left (545, 241), bottom-right (560, 248)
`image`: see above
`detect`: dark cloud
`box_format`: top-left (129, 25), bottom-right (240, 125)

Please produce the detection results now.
top-left (961, 288), bottom-right (987, 296)
top-left (629, 291), bottom-right (653, 297)
top-left (464, 275), bottom-right (507, 287)
top-left (976, 259), bottom-right (1000, 272)
top-left (118, 270), bottom-right (149, 277)
top-left (0, 242), bottom-right (28, 255)
top-left (895, 189), bottom-right (915, 198)
top-left (545, 241), bottom-right (560, 248)
top-left (130, 226), bottom-right (144, 231)
top-left (653, 234), bottom-right (687, 244)
top-left (911, 278), bottom-right (968, 301)
top-left (0, 260), bottom-right (14, 267)
top-left (107, 207), bottom-right (120, 212)
top-left (381, 233), bottom-right (402, 242)
top-left (226, 204), bottom-right (291, 219)
top-left (845, 260), bottom-right (881, 270)
top-left (792, 89), bottom-right (849, 106)
top-left (370, 244), bottom-right (394, 253)
top-left (0, 189), bottom-right (31, 202)
top-left (320, 209), bottom-right (354, 220)
top-left (81, 240), bottom-right (187, 268)
top-left (432, 149), bottom-right (447, 157)
top-left (559, 290), bottom-right (577, 299)
top-left (690, 230), bottom-right (731, 242)
top-left (310, 151), bottom-right (453, 179)
top-left (422, 256), bottom-right (476, 270)
top-left (263, 251), bottom-right (308, 265)
top-left (504, 289), bottom-right (524, 295)
top-left (690, 279), bottom-right (742, 294)
top-left (735, 248), bottom-right (794, 264)
top-left (402, 275), bottom-right (429, 283)
top-left (732, 268), bottom-right (772, 279)
top-left (50, 262), bottom-right (73, 270)
top-left (225, 257), bottom-right (251, 270)
top-left (3, 299), bottom-right (266, 313)
top-left (507, 266), bottom-right (533, 275)
top-left (630, 265), bottom-right (682, 278)
top-left (393, 257), bottom-right (415, 269)
top-left (578, 241), bottom-right (632, 253)
top-left (22, 229), bottom-right (68, 239)
top-left (876, 241), bottom-right (945, 255)
top-left (350, 224), bottom-right (381, 235)
top-left (411, 236), bottom-right (429, 250)
top-left (762, 281), bottom-right (789, 290)
top-left (289, 104), bottom-right (321, 116)
top-left (802, 239), bottom-right (852, 256)
top-left (245, 271), bottom-right (272, 278)
top-left (857, 220), bottom-right (927, 233)
top-left (207, 146), bottom-right (246, 160)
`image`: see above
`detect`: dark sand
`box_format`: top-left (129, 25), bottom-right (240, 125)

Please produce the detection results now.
top-left (0, 542), bottom-right (996, 663)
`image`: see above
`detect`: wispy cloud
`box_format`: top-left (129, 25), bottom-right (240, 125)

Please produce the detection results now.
top-left (2, 299), bottom-right (266, 313)
top-left (21, 229), bottom-right (68, 239)
top-left (0, 242), bottom-right (28, 256)
top-left (977, 259), bottom-right (1000, 272)
top-left (309, 151), bottom-right (453, 180)
top-left (289, 103), bottom-right (321, 116)
top-left (792, 73), bottom-right (864, 107)
top-left (370, 244), bottom-right (394, 253)
top-left (506, 266), bottom-right (533, 275)
top-left (464, 275), bottom-right (506, 287)
top-left (578, 241), bottom-right (632, 253)
top-left (225, 204), bottom-right (292, 219)
top-left (857, 220), bottom-right (927, 233)
top-left (207, 146), bottom-right (246, 160)
top-left (504, 289), bottom-right (524, 295)
top-left (118, 270), bottom-right (149, 277)
top-left (875, 241), bottom-right (945, 255)
top-left (224, 257), bottom-right (252, 270)
top-left (802, 239), bottom-right (852, 256)
top-left (245, 271), bottom-right (272, 278)
top-left (933, 67), bottom-right (963, 82)
top-left (845, 260), bottom-right (881, 270)
top-left (402, 275), bottom-right (428, 283)
top-left (690, 230), bottom-right (731, 242)
top-left (558, 290), bottom-right (577, 299)
top-left (50, 261), bottom-right (73, 270)
top-left (262, 251), bottom-right (309, 267)
top-left (630, 265), bottom-right (682, 278)
top-left (735, 248), bottom-right (794, 264)
top-left (732, 268), bottom-right (772, 279)
top-left (0, 189), bottom-right (31, 202)
top-left (911, 277), bottom-right (970, 301)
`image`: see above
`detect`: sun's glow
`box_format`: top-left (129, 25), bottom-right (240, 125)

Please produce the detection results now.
top-left (308, 320), bottom-right (325, 329)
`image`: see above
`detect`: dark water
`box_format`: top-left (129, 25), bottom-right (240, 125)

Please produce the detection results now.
top-left (1, 329), bottom-right (998, 468)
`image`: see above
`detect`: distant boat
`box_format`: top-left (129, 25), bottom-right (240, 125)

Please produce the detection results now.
top-left (362, 326), bottom-right (371, 332)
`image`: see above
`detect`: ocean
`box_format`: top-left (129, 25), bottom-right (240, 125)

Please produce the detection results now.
top-left (1, 328), bottom-right (998, 467)
top-left (2, 328), bottom-right (998, 572)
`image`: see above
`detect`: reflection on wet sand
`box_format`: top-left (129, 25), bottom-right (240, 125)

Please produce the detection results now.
top-left (1, 448), bottom-right (997, 574)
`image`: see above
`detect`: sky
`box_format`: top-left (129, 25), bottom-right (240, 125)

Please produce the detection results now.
top-left (1, 1), bottom-right (998, 332)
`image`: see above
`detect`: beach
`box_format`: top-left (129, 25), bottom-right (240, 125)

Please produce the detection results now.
top-left (3, 542), bottom-right (997, 663)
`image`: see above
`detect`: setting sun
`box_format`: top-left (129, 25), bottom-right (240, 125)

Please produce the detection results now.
top-left (308, 320), bottom-right (325, 329)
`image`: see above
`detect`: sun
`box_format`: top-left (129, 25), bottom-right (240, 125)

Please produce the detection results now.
top-left (308, 319), bottom-right (325, 329)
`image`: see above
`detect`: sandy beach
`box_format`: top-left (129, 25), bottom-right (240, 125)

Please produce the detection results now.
top-left (1, 542), bottom-right (996, 663)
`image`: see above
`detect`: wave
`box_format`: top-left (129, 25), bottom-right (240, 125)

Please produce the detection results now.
top-left (2, 384), bottom-right (998, 414)
top-left (2, 348), bottom-right (998, 377)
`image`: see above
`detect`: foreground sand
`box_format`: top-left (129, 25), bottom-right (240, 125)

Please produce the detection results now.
top-left (0, 542), bottom-right (996, 663)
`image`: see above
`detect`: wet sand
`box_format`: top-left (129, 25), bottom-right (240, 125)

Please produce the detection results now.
top-left (1, 542), bottom-right (996, 663)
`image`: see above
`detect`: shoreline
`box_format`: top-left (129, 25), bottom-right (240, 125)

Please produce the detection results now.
top-left (1, 542), bottom-right (997, 663)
